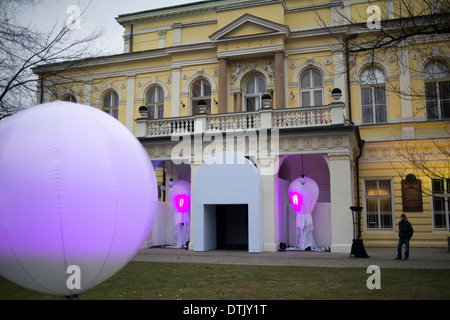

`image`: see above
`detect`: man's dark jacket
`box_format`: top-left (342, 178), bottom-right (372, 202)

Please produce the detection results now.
top-left (398, 218), bottom-right (414, 239)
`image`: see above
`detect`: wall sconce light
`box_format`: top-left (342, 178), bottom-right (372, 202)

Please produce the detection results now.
top-left (290, 91), bottom-right (295, 99)
top-left (180, 101), bottom-right (185, 107)
top-left (213, 98), bottom-right (218, 105)
top-left (328, 88), bottom-right (332, 96)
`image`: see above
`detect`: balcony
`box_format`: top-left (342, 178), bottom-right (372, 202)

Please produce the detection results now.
top-left (135, 102), bottom-right (346, 138)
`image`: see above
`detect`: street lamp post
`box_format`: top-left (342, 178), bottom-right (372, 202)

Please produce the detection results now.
top-left (350, 206), bottom-right (369, 258)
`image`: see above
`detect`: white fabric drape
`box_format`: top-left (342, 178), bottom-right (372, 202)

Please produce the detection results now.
top-left (289, 176), bottom-right (319, 250)
top-left (168, 180), bottom-right (191, 248)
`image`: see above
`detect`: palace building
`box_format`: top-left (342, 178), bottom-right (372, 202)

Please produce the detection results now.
top-left (34, 0), bottom-right (449, 252)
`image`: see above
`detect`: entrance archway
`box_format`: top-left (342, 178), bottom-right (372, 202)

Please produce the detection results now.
top-left (276, 154), bottom-right (331, 249)
top-left (193, 152), bottom-right (262, 252)
top-left (147, 160), bottom-right (191, 248)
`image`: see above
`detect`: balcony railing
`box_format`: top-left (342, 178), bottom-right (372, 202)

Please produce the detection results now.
top-left (136, 102), bottom-right (346, 138)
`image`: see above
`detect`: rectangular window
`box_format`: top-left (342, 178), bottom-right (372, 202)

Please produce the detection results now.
top-left (365, 179), bottom-right (394, 229)
top-left (361, 87), bottom-right (373, 123)
top-left (361, 86), bottom-right (387, 124)
top-left (432, 179), bottom-right (450, 230)
top-left (439, 81), bottom-right (450, 119)
top-left (425, 81), bottom-right (450, 120)
top-left (301, 91), bottom-right (310, 107)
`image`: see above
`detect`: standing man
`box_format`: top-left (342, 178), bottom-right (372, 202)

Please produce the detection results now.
top-left (396, 214), bottom-right (414, 260)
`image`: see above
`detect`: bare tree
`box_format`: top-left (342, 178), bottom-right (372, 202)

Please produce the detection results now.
top-left (389, 136), bottom-right (450, 201)
top-left (0, 0), bottom-right (104, 119)
top-left (316, 0), bottom-right (450, 103)
top-left (314, 1), bottom-right (449, 209)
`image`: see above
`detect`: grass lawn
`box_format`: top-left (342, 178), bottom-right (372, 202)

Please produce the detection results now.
top-left (0, 261), bottom-right (449, 300)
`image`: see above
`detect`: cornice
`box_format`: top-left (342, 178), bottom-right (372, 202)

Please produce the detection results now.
top-left (115, 1), bottom-right (222, 26)
top-left (286, 0), bottom-right (342, 13)
top-left (216, 44), bottom-right (285, 58)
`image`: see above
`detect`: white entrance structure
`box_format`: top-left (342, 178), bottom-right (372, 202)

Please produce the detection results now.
top-left (193, 152), bottom-right (263, 253)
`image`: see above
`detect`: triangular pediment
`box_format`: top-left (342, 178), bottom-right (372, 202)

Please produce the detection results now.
top-left (210, 14), bottom-right (289, 42)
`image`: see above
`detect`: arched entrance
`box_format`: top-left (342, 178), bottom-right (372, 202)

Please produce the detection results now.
top-left (147, 160), bottom-right (191, 248)
top-left (276, 154), bottom-right (331, 249)
top-left (193, 152), bottom-right (263, 252)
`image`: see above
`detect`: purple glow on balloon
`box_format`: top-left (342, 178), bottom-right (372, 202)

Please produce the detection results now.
top-left (0, 101), bottom-right (157, 296)
top-left (168, 180), bottom-right (191, 214)
top-left (288, 176), bottom-right (319, 215)
top-left (289, 192), bottom-right (303, 211)
top-left (174, 194), bottom-right (190, 213)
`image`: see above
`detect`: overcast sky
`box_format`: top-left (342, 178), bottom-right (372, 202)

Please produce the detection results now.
top-left (22, 0), bottom-right (198, 54)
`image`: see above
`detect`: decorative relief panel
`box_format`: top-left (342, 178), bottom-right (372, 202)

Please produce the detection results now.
top-left (142, 133), bottom-right (353, 162)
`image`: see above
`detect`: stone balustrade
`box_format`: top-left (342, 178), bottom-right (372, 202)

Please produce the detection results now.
top-left (135, 102), bottom-right (346, 138)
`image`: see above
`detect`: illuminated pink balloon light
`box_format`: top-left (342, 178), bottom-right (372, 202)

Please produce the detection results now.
top-left (174, 194), bottom-right (190, 213)
top-left (289, 192), bottom-right (303, 211)
top-left (169, 180), bottom-right (191, 214)
top-left (0, 101), bottom-right (158, 296)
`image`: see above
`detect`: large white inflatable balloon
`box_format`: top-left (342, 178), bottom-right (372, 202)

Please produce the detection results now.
top-left (0, 101), bottom-right (157, 296)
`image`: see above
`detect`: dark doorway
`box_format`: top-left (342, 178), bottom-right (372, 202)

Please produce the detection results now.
top-left (216, 205), bottom-right (248, 250)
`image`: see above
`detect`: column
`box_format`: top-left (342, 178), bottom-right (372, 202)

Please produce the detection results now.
top-left (259, 159), bottom-right (278, 252)
top-left (218, 58), bottom-right (228, 114)
top-left (158, 30), bottom-right (166, 48)
top-left (189, 163), bottom-right (201, 251)
top-left (329, 154), bottom-right (354, 253)
top-left (274, 51), bottom-right (285, 109)
top-left (125, 75), bottom-right (135, 132)
top-left (235, 92), bottom-right (242, 112)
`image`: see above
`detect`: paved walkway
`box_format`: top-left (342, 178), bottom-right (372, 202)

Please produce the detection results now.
top-left (133, 246), bottom-right (450, 269)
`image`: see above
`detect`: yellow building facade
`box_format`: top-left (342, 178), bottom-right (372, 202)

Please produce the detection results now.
top-left (36, 0), bottom-right (449, 251)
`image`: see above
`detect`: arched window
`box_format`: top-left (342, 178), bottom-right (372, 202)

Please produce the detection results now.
top-left (102, 91), bottom-right (119, 119)
top-left (360, 66), bottom-right (387, 124)
top-left (424, 60), bottom-right (450, 119)
top-left (244, 76), bottom-right (266, 111)
top-left (62, 94), bottom-right (77, 103)
top-left (146, 86), bottom-right (164, 119)
top-left (191, 79), bottom-right (211, 115)
top-left (300, 69), bottom-right (323, 107)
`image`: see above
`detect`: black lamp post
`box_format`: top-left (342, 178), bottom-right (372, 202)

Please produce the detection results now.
top-left (350, 206), bottom-right (369, 258)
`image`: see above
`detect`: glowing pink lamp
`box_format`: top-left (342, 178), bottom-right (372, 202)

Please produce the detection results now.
top-left (174, 194), bottom-right (191, 213)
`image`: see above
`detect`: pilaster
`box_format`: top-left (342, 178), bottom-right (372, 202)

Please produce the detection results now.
top-left (125, 75), bottom-right (135, 132)
top-left (218, 58), bottom-right (228, 114)
top-left (398, 46), bottom-right (413, 121)
top-left (171, 68), bottom-right (181, 117)
top-left (274, 52), bottom-right (285, 109)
